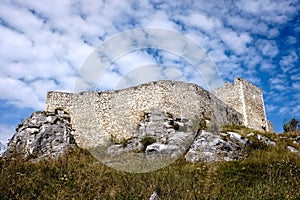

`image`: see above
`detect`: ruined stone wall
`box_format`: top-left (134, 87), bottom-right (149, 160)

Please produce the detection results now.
top-left (213, 81), bottom-right (243, 122)
top-left (45, 81), bottom-right (243, 148)
top-left (214, 78), bottom-right (273, 132)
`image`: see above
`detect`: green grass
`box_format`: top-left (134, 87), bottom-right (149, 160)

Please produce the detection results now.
top-left (1, 140), bottom-right (300, 200)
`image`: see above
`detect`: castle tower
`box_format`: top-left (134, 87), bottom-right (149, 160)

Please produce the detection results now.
top-left (214, 78), bottom-right (273, 132)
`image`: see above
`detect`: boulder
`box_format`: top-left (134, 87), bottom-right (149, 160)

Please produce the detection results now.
top-left (185, 130), bottom-right (245, 163)
top-left (145, 143), bottom-right (182, 159)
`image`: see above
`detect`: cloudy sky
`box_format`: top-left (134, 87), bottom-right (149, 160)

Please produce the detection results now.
top-left (0, 0), bottom-right (299, 145)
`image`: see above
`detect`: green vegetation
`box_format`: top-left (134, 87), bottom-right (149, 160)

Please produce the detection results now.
top-left (1, 138), bottom-right (300, 199)
top-left (222, 124), bottom-right (300, 151)
top-left (222, 124), bottom-right (259, 135)
top-left (141, 136), bottom-right (157, 151)
top-left (283, 116), bottom-right (300, 133)
top-left (1, 124), bottom-right (300, 199)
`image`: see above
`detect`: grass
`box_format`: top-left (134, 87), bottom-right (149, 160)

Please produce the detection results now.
top-left (1, 129), bottom-right (300, 199)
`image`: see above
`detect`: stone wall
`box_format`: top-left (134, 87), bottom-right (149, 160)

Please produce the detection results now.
top-left (214, 78), bottom-right (273, 132)
top-left (45, 80), bottom-right (243, 148)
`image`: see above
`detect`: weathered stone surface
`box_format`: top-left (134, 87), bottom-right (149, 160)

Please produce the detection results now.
top-left (102, 108), bottom-right (195, 160)
top-left (45, 80), bottom-right (243, 149)
top-left (287, 146), bottom-right (299, 153)
top-left (185, 130), bottom-right (247, 163)
top-left (227, 132), bottom-right (251, 145)
top-left (149, 191), bottom-right (159, 200)
top-left (214, 78), bottom-right (273, 132)
top-left (256, 134), bottom-right (276, 146)
top-left (2, 111), bottom-right (77, 161)
top-left (145, 143), bottom-right (181, 159)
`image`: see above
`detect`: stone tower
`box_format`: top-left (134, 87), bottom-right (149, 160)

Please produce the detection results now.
top-left (214, 78), bottom-right (273, 132)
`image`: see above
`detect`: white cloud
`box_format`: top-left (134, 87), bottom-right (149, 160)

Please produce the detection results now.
top-left (265, 104), bottom-right (278, 113)
top-left (292, 82), bottom-right (300, 90)
top-left (218, 29), bottom-right (252, 54)
top-left (141, 11), bottom-right (176, 29)
top-left (208, 49), bottom-right (228, 63)
top-left (0, 124), bottom-right (15, 152)
top-left (0, 0), bottom-right (299, 136)
top-left (236, 0), bottom-right (298, 24)
top-left (0, 77), bottom-right (44, 109)
top-left (287, 36), bottom-right (297, 45)
top-left (0, 26), bottom-right (34, 62)
top-left (111, 51), bottom-right (157, 75)
top-left (268, 77), bottom-right (291, 91)
top-left (291, 74), bottom-right (300, 81)
top-left (259, 62), bottom-right (276, 72)
top-left (280, 51), bottom-right (299, 73)
top-left (184, 12), bottom-right (221, 32)
top-left (256, 39), bottom-right (279, 58)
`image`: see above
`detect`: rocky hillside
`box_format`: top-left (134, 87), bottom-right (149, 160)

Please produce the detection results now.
top-left (1, 108), bottom-right (300, 199)
top-left (2, 108), bottom-right (299, 165)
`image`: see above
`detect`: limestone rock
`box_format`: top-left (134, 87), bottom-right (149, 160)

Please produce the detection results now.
top-left (185, 130), bottom-right (246, 163)
top-left (227, 132), bottom-right (251, 145)
top-left (149, 191), bottom-right (159, 200)
top-left (256, 134), bottom-right (276, 146)
top-left (104, 108), bottom-right (195, 160)
top-left (247, 133), bottom-right (255, 137)
top-left (287, 146), bottom-right (299, 153)
top-left (145, 143), bottom-right (182, 160)
top-left (2, 111), bottom-right (77, 161)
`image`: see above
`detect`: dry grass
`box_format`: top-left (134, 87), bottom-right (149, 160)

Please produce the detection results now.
top-left (1, 130), bottom-right (300, 199)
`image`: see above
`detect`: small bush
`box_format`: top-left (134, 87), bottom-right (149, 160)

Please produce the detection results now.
top-left (283, 116), bottom-right (300, 133)
top-left (141, 136), bottom-right (157, 148)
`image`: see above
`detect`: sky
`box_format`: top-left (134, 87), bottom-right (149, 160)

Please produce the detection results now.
top-left (0, 0), bottom-right (299, 146)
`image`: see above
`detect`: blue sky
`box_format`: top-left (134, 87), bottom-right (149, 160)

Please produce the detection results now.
top-left (0, 0), bottom-right (299, 145)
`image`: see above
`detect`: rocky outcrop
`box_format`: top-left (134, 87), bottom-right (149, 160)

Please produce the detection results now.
top-left (83, 108), bottom-right (254, 170)
top-left (4, 106), bottom-right (299, 166)
top-left (185, 130), bottom-right (248, 162)
top-left (2, 110), bottom-right (77, 161)
top-left (1, 107), bottom-right (257, 164)
top-left (105, 108), bottom-right (195, 156)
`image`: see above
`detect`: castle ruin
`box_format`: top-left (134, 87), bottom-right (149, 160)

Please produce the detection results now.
top-left (44, 79), bottom-right (273, 148)
top-left (213, 78), bottom-right (273, 132)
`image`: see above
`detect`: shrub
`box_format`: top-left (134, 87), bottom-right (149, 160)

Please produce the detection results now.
top-left (283, 116), bottom-right (300, 133)
top-left (141, 136), bottom-right (157, 150)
